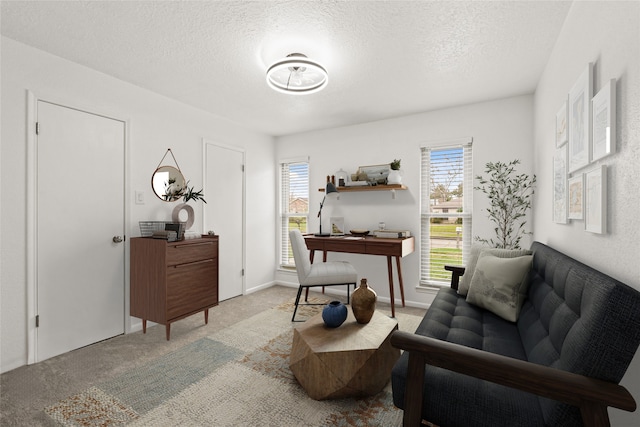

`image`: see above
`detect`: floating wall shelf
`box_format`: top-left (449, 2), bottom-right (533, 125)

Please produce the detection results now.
top-left (318, 184), bottom-right (408, 192)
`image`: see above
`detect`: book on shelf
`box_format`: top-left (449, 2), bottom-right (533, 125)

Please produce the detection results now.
top-left (373, 230), bottom-right (411, 238)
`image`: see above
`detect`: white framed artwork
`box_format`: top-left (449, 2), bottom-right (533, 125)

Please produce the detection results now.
top-left (556, 99), bottom-right (568, 147)
top-left (568, 63), bottom-right (593, 173)
top-left (591, 79), bottom-right (616, 162)
top-left (585, 165), bottom-right (607, 234)
top-left (330, 216), bottom-right (345, 236)
top-left (568, 174), bottom-right (584, 220)
top-left (553, 146), bottom-right (568, 224)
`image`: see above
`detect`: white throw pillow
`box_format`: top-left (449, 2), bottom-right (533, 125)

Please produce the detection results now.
top-left (458, 246), bottom-right (532, 296)
top-left (465, 253), bottom-right (533, 322)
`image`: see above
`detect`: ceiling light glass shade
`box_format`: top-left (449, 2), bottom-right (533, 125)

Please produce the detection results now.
top-left (266, 53), bottom-right (328, 95)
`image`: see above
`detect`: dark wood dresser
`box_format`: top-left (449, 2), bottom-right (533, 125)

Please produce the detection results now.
top-left (130, 236), bottom-right (219, 340)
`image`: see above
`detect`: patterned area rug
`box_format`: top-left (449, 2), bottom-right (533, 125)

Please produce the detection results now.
top-left (45, 298), bottom-right (422, 426)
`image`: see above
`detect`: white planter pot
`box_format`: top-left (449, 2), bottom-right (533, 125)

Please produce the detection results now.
top-left (387, 169), bottom-right (402, 185)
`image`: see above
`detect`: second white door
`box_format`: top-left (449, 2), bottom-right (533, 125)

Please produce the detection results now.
top-left (204, 142), bottom-right (244, 301)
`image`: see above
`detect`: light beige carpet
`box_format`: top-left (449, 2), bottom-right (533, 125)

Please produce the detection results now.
top-left (45, 298), bottom-right (422, 426)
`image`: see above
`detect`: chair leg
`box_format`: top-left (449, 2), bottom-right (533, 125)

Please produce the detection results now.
top-left (292, 286), bottom-right (304, 322)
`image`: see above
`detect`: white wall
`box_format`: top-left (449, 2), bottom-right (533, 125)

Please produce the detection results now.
top-left (275, 95), bottom-right (534, 308)
top-left (0, 37), bottom-right (276, 373)
top-left (532, 2), bottom-right (640, 425)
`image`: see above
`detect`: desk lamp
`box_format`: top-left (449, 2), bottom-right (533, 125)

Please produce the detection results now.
top-left (315, 182), bottom-right (338, 236)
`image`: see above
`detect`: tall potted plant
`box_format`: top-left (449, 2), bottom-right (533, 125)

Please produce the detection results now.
top-left (475, 159), bottom-right (536, 249)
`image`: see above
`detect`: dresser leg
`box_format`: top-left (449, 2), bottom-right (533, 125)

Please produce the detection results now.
top-left (142, 319), bottom-right (147, 334)
top-left (165, 324), bottom-right (171, 341)
top-left (205, 309), bottom-right (209, 324)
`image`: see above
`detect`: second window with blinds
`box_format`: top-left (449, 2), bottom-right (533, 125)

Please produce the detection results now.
top-left (420, 139), bottom-right (473, 286)
top-left (279, 159), bottom-right (309, 268)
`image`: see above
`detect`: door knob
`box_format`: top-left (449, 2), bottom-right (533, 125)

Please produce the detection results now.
top-left (112, 236), bottom-right (124, 243)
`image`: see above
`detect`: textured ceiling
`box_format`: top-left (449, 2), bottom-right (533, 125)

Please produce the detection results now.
top-left (1, 1), bottom-right (572, 136)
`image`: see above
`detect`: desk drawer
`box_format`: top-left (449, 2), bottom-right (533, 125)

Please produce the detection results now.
top-left (167, 241), bottom-right (217, 266)
top-left (366, 240), bottom-right (401, 256)
top-left (325, 241), bottom-right (366, 254)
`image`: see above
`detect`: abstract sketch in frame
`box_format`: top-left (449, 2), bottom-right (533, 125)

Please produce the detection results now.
top-left (553, 145), bottom-right (568, 224)
top-left (568, 63), bottom-right (593, 173)
top-left (585, 165), bottom-right (607, 234)
top-left (556, 98), bottom-right (568, 148)
top-left (591, 79), bottom-right (616, 162)
top-left (568, 174), bottom-right (584, 221)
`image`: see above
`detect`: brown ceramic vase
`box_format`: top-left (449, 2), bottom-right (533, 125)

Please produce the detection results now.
top-left (351, 278), bottom-right (377, 324)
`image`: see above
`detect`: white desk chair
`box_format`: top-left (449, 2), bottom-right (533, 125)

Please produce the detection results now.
top-left (289, 229), bottom-right (358, 322)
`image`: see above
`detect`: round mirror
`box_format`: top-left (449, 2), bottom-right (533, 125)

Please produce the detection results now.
top-left (151, 166), bottom-right (186, 202)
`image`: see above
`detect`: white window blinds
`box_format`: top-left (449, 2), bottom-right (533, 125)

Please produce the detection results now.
top-left (420, 139), bottom-right (472, 285)
top-left (280, 160), bottom-right (309, 267)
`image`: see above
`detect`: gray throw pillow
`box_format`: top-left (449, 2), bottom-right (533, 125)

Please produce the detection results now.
top-left (465, 253), bottom-right (533, 322)
top-left (458, 245), bottom-right (532, 296)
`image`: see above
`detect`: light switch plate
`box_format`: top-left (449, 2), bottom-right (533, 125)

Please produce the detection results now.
top-left (135, 191), bottom-right (145, 205)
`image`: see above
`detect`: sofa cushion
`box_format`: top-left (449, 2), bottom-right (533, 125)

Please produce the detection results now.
top-left (466, 253), bottom-right (532, 322)
top-left (391, 287), bottom-right (542, 426)
top-left (458, 245), bottom-right (532, 295)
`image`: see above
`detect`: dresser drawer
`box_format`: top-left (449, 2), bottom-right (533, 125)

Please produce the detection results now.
top-left (166, 258), bottom-right (218, 320)
top-left (166, 240), bottom-right (217, 266)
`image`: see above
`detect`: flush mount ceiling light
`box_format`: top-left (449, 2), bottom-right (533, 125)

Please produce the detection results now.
top-left (266, 53), bottom-right (328, 95)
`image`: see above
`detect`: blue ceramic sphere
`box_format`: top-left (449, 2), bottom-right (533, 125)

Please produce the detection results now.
top-left (322, 301), bottom-right (348, 328)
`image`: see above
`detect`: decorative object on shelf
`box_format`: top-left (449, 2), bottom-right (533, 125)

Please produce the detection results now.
top-left (152, 149), bottom-right (186, 202)
top-left (585, 165), bottom-right (607, 234)
top-left (568, 63), bottom-right (593, 173)
top-left (351, 278), bottom-right (377, 324)
top-left (553, 146), bottom-right (568, 224)
top-left (556, 98), bottom-right (568, 148)
top-left (266, 53), bottom-right (328, 95)
top-left (591, 79), bottom-right (616, 162)
top-left (322, 301), bottom-right (348, 328)
top-left (315, 181), bottom-right (338, 236)
top-left (358, 164), bottom-right (390, 185)
top-left (350, 229), bottom-right (370, 237)
top-left (387, 159), bottom-right (402, 185)
top-left (335, 169), bottom-right (349, 187)
top-left (474, 160), bottom-right (536, 249)
top-left (568, 174), bottom-right (584, 220)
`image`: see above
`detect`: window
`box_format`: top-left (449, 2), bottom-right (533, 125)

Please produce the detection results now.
top-left (280, 159), bottom-right (309, 268)
top-left (420, 139), bottom-right (472, 285)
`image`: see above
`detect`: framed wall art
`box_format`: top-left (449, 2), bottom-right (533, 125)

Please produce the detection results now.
top-left (553, 146), bottom-right (568, 224)
top-left (585, 165), bottom-right (607, 234)
top-left (591, 79), bottom-right (616, 162)
top-left (330, 216), bottom-right (345, 236)
top-left (568, 63), bottom-right (593, 173)
top-left (556, 99), bottom-right (568, 147)
top-left (568, 174), bottom-right (584, 220)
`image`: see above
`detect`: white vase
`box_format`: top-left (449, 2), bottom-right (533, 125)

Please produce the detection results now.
top-left (387, 169), bottom-right (402, 185)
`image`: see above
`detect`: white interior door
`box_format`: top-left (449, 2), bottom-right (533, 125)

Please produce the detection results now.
top-left (204, 141), bottom-right (244, 301)
top-left (36, 100), bottom-right (125, 362)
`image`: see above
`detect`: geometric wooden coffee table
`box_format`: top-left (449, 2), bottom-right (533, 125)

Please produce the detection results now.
top-left (289, 309), bottom-right (400, 400)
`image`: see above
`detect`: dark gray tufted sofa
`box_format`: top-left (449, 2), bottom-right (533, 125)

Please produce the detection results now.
top-left (391, 241), bottom-right (640, 426)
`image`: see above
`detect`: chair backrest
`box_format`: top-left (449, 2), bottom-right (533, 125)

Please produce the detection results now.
top-left (289, 229), bottom-right (312, 282)
top-left (518, 242), bottom-right (640, 424)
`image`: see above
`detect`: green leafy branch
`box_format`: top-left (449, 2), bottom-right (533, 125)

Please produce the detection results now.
top-left (474, 159), bottom-right (536, 249)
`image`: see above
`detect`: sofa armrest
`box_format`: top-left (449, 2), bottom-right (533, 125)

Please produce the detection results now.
top-left (444, 265), bottom-right (465, 290)
top-left (390, 331), bottom-right (636, 427)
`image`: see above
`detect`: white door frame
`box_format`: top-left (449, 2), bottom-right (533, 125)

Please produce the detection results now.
top-left (26, 90), bottom-right (131, 364)
top-left (202, 139), bottom-right (246, 297)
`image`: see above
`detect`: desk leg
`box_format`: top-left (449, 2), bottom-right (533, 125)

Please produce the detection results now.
top-left (387, 256), bottom-right (395, 317)
top-left (395, 256), bottom-right (406, 308)
top-left (306, 251), bottom-right (315, 301)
